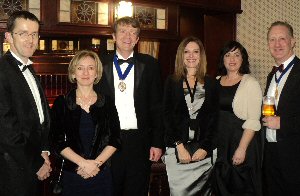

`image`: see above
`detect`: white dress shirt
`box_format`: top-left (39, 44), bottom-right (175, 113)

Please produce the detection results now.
top-left (113, 51), bottom-right (138, 130)
top-left (266, 54), bottom-right (295, 142)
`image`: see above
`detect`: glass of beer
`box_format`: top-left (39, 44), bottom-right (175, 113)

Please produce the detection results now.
top-left (262, 96), bottom-right (275, 116)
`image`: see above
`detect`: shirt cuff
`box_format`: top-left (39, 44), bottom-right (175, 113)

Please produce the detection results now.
top-left (42, 151), bottom-right (50, 156)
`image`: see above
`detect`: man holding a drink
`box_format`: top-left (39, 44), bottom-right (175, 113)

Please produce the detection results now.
top-left (262, 96), bottom-right (276, 117)
top-left (262, 21), bottom-right (300, 196)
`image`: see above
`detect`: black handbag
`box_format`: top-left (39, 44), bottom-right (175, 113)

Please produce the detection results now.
top-left (50, 157), bottom-right (64, 195)
top-left (174, 118), bottom-right (202, 163)
top-left (50, 96), bottom-right (66, 195)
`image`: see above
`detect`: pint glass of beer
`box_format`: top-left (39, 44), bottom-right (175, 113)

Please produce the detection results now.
top-left (262, 96), bottom-right (275, 116)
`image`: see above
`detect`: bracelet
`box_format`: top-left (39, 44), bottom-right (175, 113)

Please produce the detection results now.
top-left (174, 141), bottom-right (182, 146)
top-left (96, 161), bottom-right (103, 168)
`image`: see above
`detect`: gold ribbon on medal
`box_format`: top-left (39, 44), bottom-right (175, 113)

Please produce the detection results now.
top-left (275, 86), bottom-right (279, 100)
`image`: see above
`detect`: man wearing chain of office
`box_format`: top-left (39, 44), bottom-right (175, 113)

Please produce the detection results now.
top-left (95, 16), bottom-right (164, 196)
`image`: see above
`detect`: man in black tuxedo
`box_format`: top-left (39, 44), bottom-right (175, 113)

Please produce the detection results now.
top-left (0, 11), bottom-right (51, 196)
top-left (95, 17), bottom-right (164, 196)
top-left (262, 21), bottom-right (300, 196)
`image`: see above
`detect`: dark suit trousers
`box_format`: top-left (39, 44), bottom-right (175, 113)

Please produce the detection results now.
top-left (0, 153), bottom-right (42, 196)
top-left (263, 142), bottom-right (300, 196)
top-left (111, 129), bottom-right (151, 196)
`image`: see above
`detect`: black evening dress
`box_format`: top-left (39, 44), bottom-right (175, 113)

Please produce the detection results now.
top-left (62, 109), bottom-right (112, 196)
top-left (213, 81), bottom-right (262, 196)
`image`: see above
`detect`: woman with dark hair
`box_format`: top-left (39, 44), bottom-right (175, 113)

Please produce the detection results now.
top-left (213, 41), bottom-right (263, 196)
top-left (163, 36), bottom-right (217, 195)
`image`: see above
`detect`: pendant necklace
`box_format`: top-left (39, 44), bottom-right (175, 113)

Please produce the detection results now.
top-left (118, 81), bottom-right (126, 92)
top-left (76, 90), bottom-right (94, 110)
top-left (184, 77), bottom-right (197, 111)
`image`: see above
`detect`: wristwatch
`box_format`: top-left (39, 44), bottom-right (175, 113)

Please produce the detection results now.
top-left (174, 140), bottom-right (183, 146)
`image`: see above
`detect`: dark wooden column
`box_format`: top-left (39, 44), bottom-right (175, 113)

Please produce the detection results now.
top-left (204, 13), bottom-right (237, 76)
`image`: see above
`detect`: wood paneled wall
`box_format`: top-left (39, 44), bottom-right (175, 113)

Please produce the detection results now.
top-left (0, 0), bottom-right (241, 91)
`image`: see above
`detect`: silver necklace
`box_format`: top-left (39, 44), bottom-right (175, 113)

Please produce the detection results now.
top-left (76, 89), bottom-right (95, 110)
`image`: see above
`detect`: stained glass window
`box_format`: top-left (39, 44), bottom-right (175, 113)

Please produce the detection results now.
top-left (59, 0), bottom-right (109, 25)
top-left (132, 5), bottom-right (167, 30)
top-left (0, 0), bottom-right (40, 20)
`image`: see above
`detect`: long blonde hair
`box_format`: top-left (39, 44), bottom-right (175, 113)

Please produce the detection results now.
top-left (174, 36), bottom-right (207, 83)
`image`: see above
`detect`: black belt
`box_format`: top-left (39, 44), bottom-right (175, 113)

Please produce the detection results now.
top-left (121, 129), bottom-right (138, 131)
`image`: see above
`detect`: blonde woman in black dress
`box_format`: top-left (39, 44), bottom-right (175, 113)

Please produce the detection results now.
top-left (51, 50), bottom-right (121, 196)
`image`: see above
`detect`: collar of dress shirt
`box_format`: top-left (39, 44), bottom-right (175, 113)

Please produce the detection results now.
top-left (116, 51), bottom-right (134, 60)
top-left (275, 54), bottom-right (296, 70)
top-left (10, 51), bottom-right (33, 70)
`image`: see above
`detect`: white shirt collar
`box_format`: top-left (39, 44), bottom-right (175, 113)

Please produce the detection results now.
top-left (275, 54), bottom-right (296, 69)
top-left (10, 50), bottom-right (33, 66)
top-left (116, 51), bottom-right (134, 60)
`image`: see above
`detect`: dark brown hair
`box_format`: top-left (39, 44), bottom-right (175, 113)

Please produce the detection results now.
top-left (7, 10), bottom-right (40, 32)
top-left (174, 36), bottom-right (207, 83)
top-left (218, 41), bottom-right (250, 75)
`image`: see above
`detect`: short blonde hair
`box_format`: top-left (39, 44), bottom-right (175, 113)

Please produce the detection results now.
top-left (68, 50), bottom-right (103, 84)
top-left (174, 36), bottom-right (207, 83)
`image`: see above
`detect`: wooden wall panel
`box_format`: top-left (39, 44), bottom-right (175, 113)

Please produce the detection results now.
top-left (0, 0), bottom-right (240, 96)
top-left (204, 13), bottom-right (237, 76)
top-left (179, 6), bottom-right (204, 40)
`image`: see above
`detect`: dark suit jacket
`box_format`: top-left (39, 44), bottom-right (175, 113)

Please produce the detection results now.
top-left (0, 51), bottom-right (50, 195)
top-left (95, 52), bottom-right (164, 149)
top-left (163, 75), bottom-right (218, 154)
top-left (264, 56), bottom-right (300, 183)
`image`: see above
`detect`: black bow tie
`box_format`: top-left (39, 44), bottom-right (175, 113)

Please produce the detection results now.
top-left (118, 57), bottom-right (134, 65)
top-left (271, 64), bottom-right (284, 74)
top-left (19, 64), bottom-right (31, 72)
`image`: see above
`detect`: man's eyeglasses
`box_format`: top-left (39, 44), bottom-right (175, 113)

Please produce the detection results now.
top-left (12, 32), bottom-right (40, 40)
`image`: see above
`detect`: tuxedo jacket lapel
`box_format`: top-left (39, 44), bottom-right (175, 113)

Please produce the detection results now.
top-left (265, 72), bottom-right (274, 95)
top-left (6, 52), bottom-right (40, 124)
top-left (134, 55), bottom-right (145, 94)
top-left (277, 57), bottom-right (300, 112)
top-left (28, 65), bottom-right (50, 126)
top-left (103, 61), bottom-right (115, 99)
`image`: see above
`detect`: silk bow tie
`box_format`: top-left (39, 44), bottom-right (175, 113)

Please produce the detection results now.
top-left (19, 64), bottom-right (31, 72)
top-left (118, 57), bottom-right (134, 65)
top-left (271, 64), bottom-right (284, 74)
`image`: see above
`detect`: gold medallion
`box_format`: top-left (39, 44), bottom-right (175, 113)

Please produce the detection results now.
top-left (118, 81), bottom-right (126, 92)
